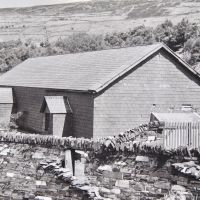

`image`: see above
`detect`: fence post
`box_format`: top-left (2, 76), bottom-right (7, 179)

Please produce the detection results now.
top-left (65, 149), bottom-right (75, 175)
top-left (198, 123), bottom-right (200, 148)
top-left (188, 122), bottom-right (191, 146)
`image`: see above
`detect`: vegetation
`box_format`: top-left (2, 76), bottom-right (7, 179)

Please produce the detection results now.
top-left (0, 18), bottom-right (200, 73)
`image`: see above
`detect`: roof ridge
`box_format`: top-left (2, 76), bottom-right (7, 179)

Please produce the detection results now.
top-left (27, 42), bottom-right (163, 60)
top-left (0, 42), bottom-right (198, 93)
top-left (91, 42), bottom-right (200, 93)
top-left (91, 43), bottom-right (163, 92)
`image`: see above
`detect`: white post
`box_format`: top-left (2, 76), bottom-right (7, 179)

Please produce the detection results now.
top-left (65, 150), bottom-right (73, 175)
top-left (74, 150), bottom-right (86, 177)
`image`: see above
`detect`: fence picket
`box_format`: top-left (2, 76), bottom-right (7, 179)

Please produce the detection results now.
top-left (185, 123), bottom-right (188, 146)
top-left (180, 122), bottom-right (182, 147)
top-left (195, 123), bottom-right (197, 148)
top-left (171, 122), bottom-right (174, 148)
top-left (169, 122), bottom-right (172, 149)
top-left (175, 122), bottom-right (178, 148)
top-left (192, 122), bottom-right (194, 148)
top-left (182, 122), bottom-right (185, 147)
top-left (191, 122), bottom-right (194, 148)
top-left (198, 123), bottom-right (200, 148)
top-left (192, 122), bottom-right (196, 148)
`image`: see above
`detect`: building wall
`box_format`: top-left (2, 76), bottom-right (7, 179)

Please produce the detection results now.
top-left (93, 50), bottom-right (200, 138)
top-left (48, 91), bottom-right (94, 138)
top-left (0, 104), bottom-right (13, 127)
top-left (13, 87), bottom-right (94, 138)
top-left (53, 114), bottom-right (66, 137)
top-left (13, 87), bottom-right (45, 133)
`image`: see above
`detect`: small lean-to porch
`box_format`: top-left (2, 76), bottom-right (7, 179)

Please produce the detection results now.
top-left (40, 96), bottom-right (73, 137)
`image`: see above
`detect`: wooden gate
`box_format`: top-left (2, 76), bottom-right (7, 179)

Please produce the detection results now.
top-left (164, 122), bottom-right (200, 149)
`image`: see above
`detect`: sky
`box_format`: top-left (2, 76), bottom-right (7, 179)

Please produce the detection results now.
top-left (0, 0), bottom-right (91, 8)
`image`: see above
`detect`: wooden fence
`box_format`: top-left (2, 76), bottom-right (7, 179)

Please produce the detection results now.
top-left (164, 122), bottom-right (200, 149)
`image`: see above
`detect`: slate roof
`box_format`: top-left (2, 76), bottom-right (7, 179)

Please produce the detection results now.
top-left (0, 88), bottom-right (13, 104)
top-left (151, 112), bottom-right (200, 123)
top-left (0, 43), bottom-right (198, 92)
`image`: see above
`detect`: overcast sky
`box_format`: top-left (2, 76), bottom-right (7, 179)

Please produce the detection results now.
top-left (0, 0), bottom-right (91, 8)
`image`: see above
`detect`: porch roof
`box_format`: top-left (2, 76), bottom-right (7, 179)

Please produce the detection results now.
top-left (151, 112), bottom-right (200, 123)
top-left (40, 96), bottom-right (72, 114)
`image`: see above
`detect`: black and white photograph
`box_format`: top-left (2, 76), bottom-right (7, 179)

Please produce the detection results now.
top-left (0, 0), bottom-right (200, 199)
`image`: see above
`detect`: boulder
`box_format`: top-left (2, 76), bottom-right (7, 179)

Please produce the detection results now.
top-left (154, 181), bottom-right (171, 190)
top-left (171, 185), bottom-right (186, 192)
top-left (98, 165), bottom-right (112, 172)
top-left (115, 180), bottom-right (130, 188)
top-left (111, 188), bottom-right (121, 195)
top-left (135, 156), bottom-right (149, 162)
top-left (100, 187), bottom-right (111, 194)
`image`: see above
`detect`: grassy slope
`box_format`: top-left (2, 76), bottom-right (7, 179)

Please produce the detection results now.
top-left (0, 0), bottom-right (199, 42)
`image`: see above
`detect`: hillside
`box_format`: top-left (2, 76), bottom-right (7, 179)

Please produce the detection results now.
top-left (0, 0), bottom-right (200, 42)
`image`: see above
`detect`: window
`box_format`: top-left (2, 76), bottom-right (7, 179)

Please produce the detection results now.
top-left (181, 104), bottom-right (193, 112)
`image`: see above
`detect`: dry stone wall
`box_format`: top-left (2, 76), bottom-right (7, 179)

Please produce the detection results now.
top-left (85, 153), bottom-right (199, 200)
top-left (1, 125), bottom-right (199, 158)
top-left (0, 125), bottom-right (200, 200)
top-left (0, 142), bottom-right (88, 200)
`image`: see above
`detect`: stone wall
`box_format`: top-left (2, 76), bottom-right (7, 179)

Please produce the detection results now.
top-left (85, 153), bottom-right (200, 200)
top-left (0, 142), bottom-right (88, 200)
top-left (0, 125), bottom-right (200, 199)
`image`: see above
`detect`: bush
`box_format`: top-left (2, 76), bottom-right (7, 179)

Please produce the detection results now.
top-left (183, 37), bottom-right (200, 65)
top-left (10, 111), bottom-right (24, 129)
top-left (55, 33), bottom-right (107, 53)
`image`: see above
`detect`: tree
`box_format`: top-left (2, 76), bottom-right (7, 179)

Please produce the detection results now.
top-left (127, 26), bottom-right (155, 46)
top-left (154, 20), bottom-right (174, 48)
top-left (104, 32), bottom-right (126, 48)
top-left (0, 18), bottom-right (200, 73)
top-left (56, 33), bottom-right (107, 53)
top-left (173, 19), bottom-right (199, 50)
top-left (183, 37), bottom-right (200, 65)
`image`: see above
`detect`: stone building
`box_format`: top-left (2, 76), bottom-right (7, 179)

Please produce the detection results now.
top-left (0, 43), bottom-right (200, 138)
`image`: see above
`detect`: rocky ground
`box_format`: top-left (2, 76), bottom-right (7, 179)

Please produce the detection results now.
top-left (0, 125), bottom-right (200, 199)
top-left (0, 142), bottom-right (89, 200)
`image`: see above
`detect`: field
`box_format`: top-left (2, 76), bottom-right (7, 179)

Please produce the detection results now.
top-left (0, 0), bottom-right (200, 42)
